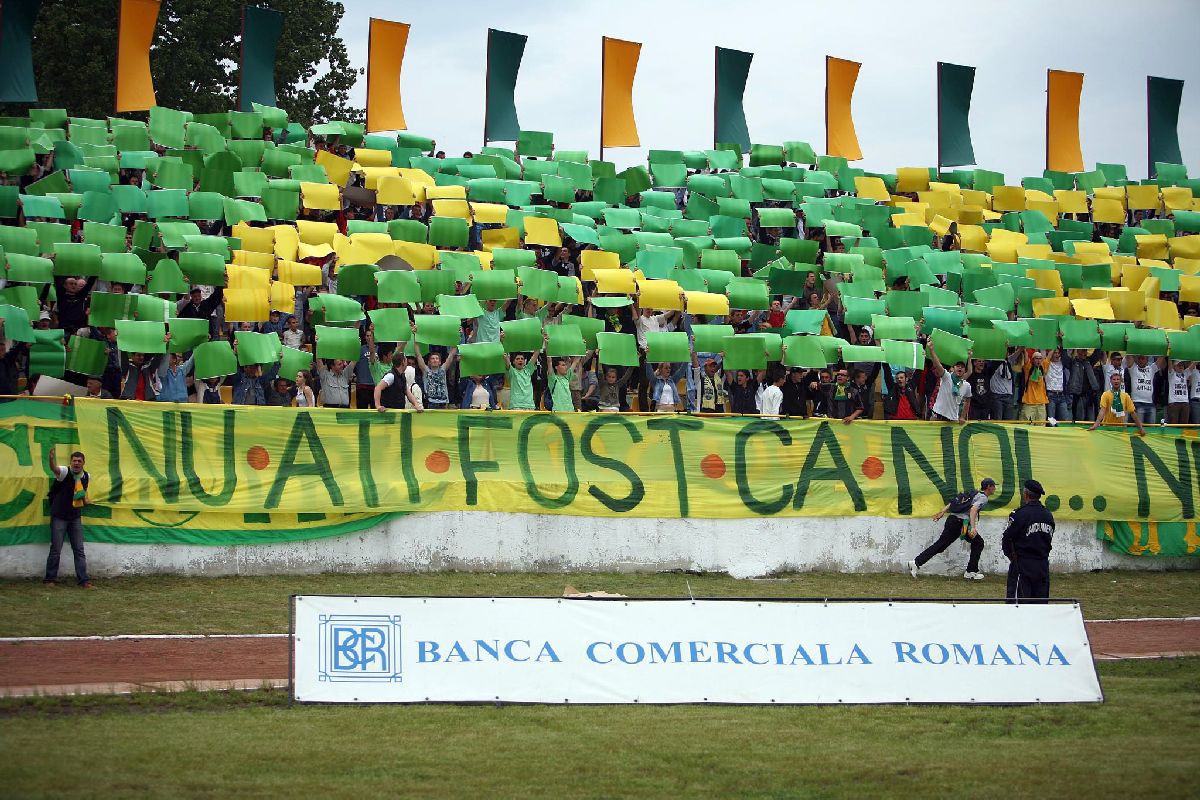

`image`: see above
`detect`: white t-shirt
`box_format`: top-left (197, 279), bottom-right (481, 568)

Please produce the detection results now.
top-left (1045, 360), bottom-right (1064, 392)
top-left (281, 328), bottom-right (304, 349)
top-left (932, 370), bottom-right (972, 421)
top-left (1127, 362), bottom-right (1157, 404)
top-left (657, 381), bottom-right (675, 405)
top-left (1168, 366), bottom-right (1189, 403)
top-left (470, 383), bottom-right (490, 409)
top-left (1103, 363), bottom-right (1126, 390)
top-left (634, 312), bottom-right (672, 349)
top-left (760, 384), bottom-right (783, 418)
top-left (1188, 367), bottom-right (1200, 400)
top-left (952, 491), bottom-right (989, 522)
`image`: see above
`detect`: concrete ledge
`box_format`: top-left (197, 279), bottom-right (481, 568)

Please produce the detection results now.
top-left (1, 514), bottom-right (1195, 578)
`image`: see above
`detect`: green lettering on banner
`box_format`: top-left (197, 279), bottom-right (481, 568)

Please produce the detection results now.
top-left (336, 412), bottom-right (394, 508)
top-left (264, 414), bottom-right (344, 509)
top-left (1131, 436), bottom-right (1193, 519)
top-left (399, 411), bottom-right (420, 503)
top-left (180, 410), bottom-right (238, 506)
top-left (735, 419), bottom-right (794, 515)
top-left (957, 423), bottom-right (1015, 510)
top-left (1014, 427), bottom-right (1034, 494)
top-left (31, 423), bottom-right (108, 519)
top-left (457, 414), bottom-right (513, 505)
top-left (0, 424), bottom-right (35, 521)
top-left (105, 406), bottom-right (179, 504)
top-left (891, 425), bottom-right (957, 515)
top-left (580, 416), bottom-right (645, 513)
top-left (517, 415), bottom-right (579, 509)
top-left (793, 422), bottom-right (865, 512)
top-left (646, 416), bottom-right (705, 516)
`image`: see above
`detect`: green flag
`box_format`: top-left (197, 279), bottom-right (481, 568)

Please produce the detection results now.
top-left (241, 6), bottom-right (284, 112)
top-left (937, 62), bottom-right (976, 167)
top-left (0, 0), bottom-right (38, 103)
top-left (715, 47), bottom-right (753, 152)
top-left (1147, 76), bottom-right (1184, 177)
top-left (485, 29), bottom-right (527, 142)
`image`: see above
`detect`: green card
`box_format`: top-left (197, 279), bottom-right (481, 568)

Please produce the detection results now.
top-left (781, 335), bottom-right (828, 368)
top-left (781, 310), bottom-right (827, 336)
top-left (376, 271), bottom-right (421, 304)
top-left (726, 277), bottom-right (769, 310)
top-left (921, 307), bottom-right (966, 337)
top-left (972, 283), bottom-right (1016, 311)
top-left (1167, 331), bottom-right (1200, 361)
top-left (367, 307), bottom-right (412, 342)
top-left (116, 320), bottom-right (167, 354)
top-left (459, 341), bottom-right (505, 376)
top-left (871, 314), bottom-right (917, 340)
top-left (178, 251), bottom-right (227, 287)
top-left (1059, 318), bottom-right (1100, 350)
top-left (417, 270), bottom-right (457, 304)
top-left (644, 331), bottom-right (689, 363)
top-left (65, 335), bottom-right (108, 376)
top-left (518, 266), bottom-right (560, 302)
top-left (469, 269), bottom-right (518, 301)
top-left (590, 296), bottom-right (633, 308)
top-left (930, 329), bottom-right (974, 365)
top-left (547, 325), bottom-right (587, 357)
top-left (88, 292), bottom-right (137, 328)
top-left (6, 253), bottom-right (54, 284)
top-left (722, 335), bottom-right (767, 370)
top-left (436, 293), bottom-right (485, 319)
top-left (312, 293), bottom-right (365, 323)
top-left (500, 316), bottom-right (544, 353)
top-left (596, 331), bottom-right (639, 367)
top-left (194, 341), bottom-right (238, 380)
top-left (413, 315), bottom-right (462, 347)
top-left (492, 248), bottom-right (536, 270)
top-left (147, 261), bottom-right (191, 295)
top-left (1100, 323), bottom-right (1134, 352)
top-left (561, 315), bottom-right (606, 350)
top-left (881, 339), bottom-right (925, 370)
top-left (692, 324), bottom-right (735, 354)
top-left (235, 331), bottom-right (282, 366)
top-left (315, 325), bottom-right (363, 361)
top-left (842, 296), bottom-right (886, 325)
top-left (279, 346), bottom-right (313, 379)
top-left (52, 242), bottom-right (102, 277)
top-left (167, 318), bottom-right (211, 353)
top-left (965, 327), bottom-right (1008, 361)
top-left (1125, 328), bottom-right (1168, 357)
top-left (991, 320), bottom-right (1032, 346)
top-left (30, 329), bottom-right (66, 377)
top-left (0, 304), bottom-right (35, 342)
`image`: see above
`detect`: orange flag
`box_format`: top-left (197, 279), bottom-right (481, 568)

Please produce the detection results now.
top-left (1047, 69), bottom-right (1084, 172)
top-left (601, 37), bottom-right (641, 149)
top-left (115, 0), bottom-right (160, 112)
top-left (366, 19), bottom-right (410, 132)
top-left (826, 56), bottom-right (862, 161)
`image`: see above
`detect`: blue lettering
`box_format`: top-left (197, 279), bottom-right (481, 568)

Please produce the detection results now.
top-left (332, 626), bottom-right (388, 671)
top-left (1046, 645), bottom-right (1070, 666)
top-left (689, 641), bottom-right (711, 663)
top-left (417, 640), bottom-right (440, 663)
top-left (536, 642), bottom-right (561, 663)
top-left (616, 642), bottom-right (645, 664)
top-left (990, 645), bottom-right (1014, 665)
top-left (587, 642), bottom-right (612, 664)
top-left (649, 642), bottom-right (682, 664)
top-left (446, 641), bottom-right (469, 663)
top-left (817, 644), bottom-right (842, 665)
top-left (846, 644), bottom-right (871, 665)
top-left (1016, 644), bottom-right (1041, 665)
top-left (773, 643), bottom-right (785, 665)
top-left (475, 640), bottom-right (500, 661)
top-left (715, 642), bottom-right (742, 664)
top-left (790, 645), bottom-right (815, 666)
top-left (744, 643), bottom-right (769, 665)
top-left (922, 643), bottom-right (949, 664)
top-left (952, 644), bottom-right (984, 665)
top-left (894, 642), bottom-right (918, 663)
top-left (504, 640), bottom-right (530, 662)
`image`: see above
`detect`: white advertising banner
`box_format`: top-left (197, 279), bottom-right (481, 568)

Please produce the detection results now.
top-left (291, 597), bottom-right (1102, 705)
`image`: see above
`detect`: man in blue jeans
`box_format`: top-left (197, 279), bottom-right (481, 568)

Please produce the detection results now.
top-left (44, 448), bottom-right (93, 589)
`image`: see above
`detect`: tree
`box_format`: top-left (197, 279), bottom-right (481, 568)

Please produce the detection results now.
top-left (0, 0), bottom-right (362, 125)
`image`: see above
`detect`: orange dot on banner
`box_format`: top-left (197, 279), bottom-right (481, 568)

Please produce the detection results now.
top-left (246, 446), bottom-right (270, 471)
top-left (425, 450), bottom-right (451, 474)
top-left (700, 454), bottom-right (726, 480)
top-left (861, 456), bottom-right (885, 480)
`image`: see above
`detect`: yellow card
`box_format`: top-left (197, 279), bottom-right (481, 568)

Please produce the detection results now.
top-left (393, 240), bottom-right (438, 270)
top-left (1070, 298), bottom-right (1115, 319)
top-left (269, 281), bottom-right (296, 312)
top-left (276, 259), bottom-right (323, 286)
top-left (300, 182), bottom-right (341, 211)
top-left (315, 150), bottom-right (353, 187)
top-left (684, 291), bottom-right (730, 316)
top-left (523, 216), bottom-right (562, 247)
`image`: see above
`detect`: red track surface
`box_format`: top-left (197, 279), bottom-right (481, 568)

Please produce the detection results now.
top-left (1, 619), bottom-right (1196, 694)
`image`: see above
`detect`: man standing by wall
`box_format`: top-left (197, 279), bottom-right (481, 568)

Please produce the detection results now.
top-left (44, 449), bottom-right (93, 589)
top-left (1002, 480), bottom-right (1055, 604)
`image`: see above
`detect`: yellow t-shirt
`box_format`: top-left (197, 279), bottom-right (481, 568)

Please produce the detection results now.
top-left (1097, 390), bottom-right (1135, 426)
top-left (1022, 357), bottom-right (1048, 404)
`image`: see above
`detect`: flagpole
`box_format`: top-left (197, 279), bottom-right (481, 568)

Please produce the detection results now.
top-left (1146, 76), bottom-right (1152, 180)
top-left (935, 62), bottom-right (942, 173)
top-left (599, 37), bottom-right (606, 163)
top-left (713, 46), bottom-right (718, 149)
top-left (483, 28), bottom-right (492, 150)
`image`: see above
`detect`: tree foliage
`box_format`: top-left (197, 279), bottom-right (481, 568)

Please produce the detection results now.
top-left (0, 0), bottom-right (362, 125)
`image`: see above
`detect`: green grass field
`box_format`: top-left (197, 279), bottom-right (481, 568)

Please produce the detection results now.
top-left (0, 570), bottom-right (1195, 637)
top-left (0, 658), bottom-right (1196, 798)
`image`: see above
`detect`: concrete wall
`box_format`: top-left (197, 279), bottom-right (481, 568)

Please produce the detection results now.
top-left (2, 514), bottom-right (1194, 579)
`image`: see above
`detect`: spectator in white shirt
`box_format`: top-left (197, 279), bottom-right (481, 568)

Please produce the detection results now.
top-left (760, 368), bottom-right (786, 419)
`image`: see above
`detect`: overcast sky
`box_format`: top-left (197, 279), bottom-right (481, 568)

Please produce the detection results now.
top-left (334, 0), bottom-right (1197, 180)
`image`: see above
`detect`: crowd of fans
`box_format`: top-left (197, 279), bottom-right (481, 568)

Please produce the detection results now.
top-left (1, 108), bottom-right (1197, 428)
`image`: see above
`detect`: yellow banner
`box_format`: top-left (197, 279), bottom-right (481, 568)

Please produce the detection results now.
top-left (826, 56), bottom-right (862, 161)
top-left (68, 400), bottom-right (1199, 522)
top-left (366, 18), bottom-right (410, 132)
top-left (1047, 69), bottom-right (1084, 173)
top-left (115, 0), bottom-right (160, 113)
top-left (602, 37), bottom-right (641, 148)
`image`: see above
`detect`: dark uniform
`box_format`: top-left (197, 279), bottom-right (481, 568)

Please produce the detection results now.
top-left (1002, 480), bottom-right (1055, 603)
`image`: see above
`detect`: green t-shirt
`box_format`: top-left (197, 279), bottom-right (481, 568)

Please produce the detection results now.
top-left (474, 307), bottom-right (503, 343)
top-left (508, 360), bottom-right (538, 409)
top-left (548, 368), bottom-right (574, 411)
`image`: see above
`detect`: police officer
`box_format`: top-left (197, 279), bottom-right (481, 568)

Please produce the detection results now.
top-left (1001, 480), bottom-right (1055, 603)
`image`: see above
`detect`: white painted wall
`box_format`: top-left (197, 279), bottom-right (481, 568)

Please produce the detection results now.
top-left (2, 514), bottom-right (1194, 579)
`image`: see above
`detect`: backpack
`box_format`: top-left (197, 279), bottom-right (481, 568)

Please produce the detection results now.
top-left (946, 491), bottom-right (977, 514)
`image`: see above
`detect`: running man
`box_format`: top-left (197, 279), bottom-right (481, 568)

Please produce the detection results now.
top-left (909, 478), bottom-right (996, 580)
